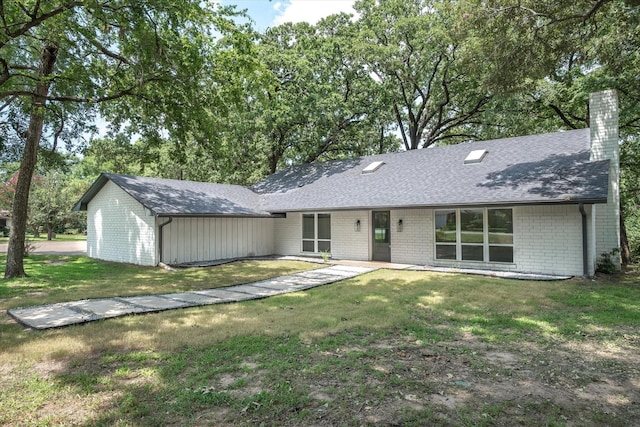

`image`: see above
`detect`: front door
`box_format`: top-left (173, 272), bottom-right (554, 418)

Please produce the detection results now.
top-left (372, 211), bottom-right (391, 262)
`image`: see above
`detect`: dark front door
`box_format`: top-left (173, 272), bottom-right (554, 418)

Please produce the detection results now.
top-left (372, 211), bottom-right (391, 262)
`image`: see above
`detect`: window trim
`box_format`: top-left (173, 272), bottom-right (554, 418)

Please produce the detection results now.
top-left (435, 207), bottom-right (513, 263)
top-left (301, 213), bottom-right (331, 254)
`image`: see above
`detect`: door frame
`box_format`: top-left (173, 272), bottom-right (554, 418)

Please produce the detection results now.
top-left (371, 210), bottom-right (391, 262)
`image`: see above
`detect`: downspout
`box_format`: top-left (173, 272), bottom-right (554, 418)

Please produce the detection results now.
top-left (579, 203), bottom-right (589, 278)
top-left (158, 217), bottom-right (173, 265)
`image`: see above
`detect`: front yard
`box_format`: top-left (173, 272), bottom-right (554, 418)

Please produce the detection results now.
top-left (1, 256), bottom-right (638, 426)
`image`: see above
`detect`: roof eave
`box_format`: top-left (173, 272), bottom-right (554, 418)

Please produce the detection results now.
top-left (264, 197), bottom-right (608, 213)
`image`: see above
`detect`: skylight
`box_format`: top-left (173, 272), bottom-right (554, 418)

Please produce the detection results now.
top-left (362, 161), bottom-right (385, 174)
top-left (464, 149), bottom-right (488, 164)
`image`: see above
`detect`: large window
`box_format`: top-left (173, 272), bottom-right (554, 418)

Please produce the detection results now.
top-left (435, 208), bottom-right (513, 263)
top-left (302, 213), bottom-right (331, 253)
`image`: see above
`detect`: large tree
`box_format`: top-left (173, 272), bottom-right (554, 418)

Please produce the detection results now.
top-left (0, 1), bottom-right (237, 278)
top-left (354, 0), bottom-right (493, 150)
top-left (461, 0), bottom-right (640, 261)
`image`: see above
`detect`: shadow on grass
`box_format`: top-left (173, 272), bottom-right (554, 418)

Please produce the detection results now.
top-left (1, 267), bottom-right (639, 425)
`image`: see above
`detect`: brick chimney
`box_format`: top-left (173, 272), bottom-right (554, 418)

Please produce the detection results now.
top-left (589, 90), bottom-right (620, 270)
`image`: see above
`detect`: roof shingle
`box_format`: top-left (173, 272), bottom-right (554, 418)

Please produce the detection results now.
top-left (75, 128), bottom-right (610, 215)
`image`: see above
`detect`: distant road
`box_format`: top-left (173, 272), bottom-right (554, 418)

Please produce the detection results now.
top-left (0, 240), bottom-right (87, 255)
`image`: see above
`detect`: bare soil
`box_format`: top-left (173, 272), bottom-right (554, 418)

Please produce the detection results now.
top-left (186, 330), bottom-right (640, 426)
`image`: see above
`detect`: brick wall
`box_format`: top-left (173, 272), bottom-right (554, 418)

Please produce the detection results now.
top-left (274, 214), bottom-right (301, 255)
top-left (274, 211), bottom-right (369, 260)
top-left (390, 209), bottom-right (432, 265)
top-left (513, 205), bottom-right (584, 276)
top-left (330, 211), bottom-right (369, 260)
top-left (589, 90), bottom-right (620, 269)
top-left (87, 181), bottom-right (156, 266)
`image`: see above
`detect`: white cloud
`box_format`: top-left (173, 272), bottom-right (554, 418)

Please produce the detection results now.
top-left (273, 0), bottom-right (357, 26)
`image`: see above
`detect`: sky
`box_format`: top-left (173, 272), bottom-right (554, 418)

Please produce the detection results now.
top-left (220, 0), bottom-right (357, 31)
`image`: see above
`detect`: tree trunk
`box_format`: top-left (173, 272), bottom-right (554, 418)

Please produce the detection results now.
top-left (620, 209), bottom-right (631, 265)
top-left (4, 43), bottom-right (58, 279)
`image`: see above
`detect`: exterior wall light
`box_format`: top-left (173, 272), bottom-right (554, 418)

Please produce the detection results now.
top-left (355, 219), bottom-right (361, 232)
top-left (397, 219), bottom-right (403, 232)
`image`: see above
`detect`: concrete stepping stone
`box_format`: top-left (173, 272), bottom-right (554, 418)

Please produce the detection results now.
top-left (7, 264), bottom-right (377, 330)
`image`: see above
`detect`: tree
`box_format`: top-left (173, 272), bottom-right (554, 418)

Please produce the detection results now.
top-left (0, 1), bottom-right (238, 277)
top-left (461, 0), bottom-right (640, 262)
top-left (28, 170), bottom-right (88, 240)
top-left (247, 16), bottom-right (397, 175)
top-left (353, 0), bottom-right (493, 150)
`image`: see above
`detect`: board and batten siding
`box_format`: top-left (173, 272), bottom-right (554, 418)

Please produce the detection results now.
top-left (161, 217), bottom-right (275, 264)
top-left (87, 180), bottom-right (157, 266)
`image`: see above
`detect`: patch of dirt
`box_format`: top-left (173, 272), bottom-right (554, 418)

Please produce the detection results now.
top-left (288, 333), bottom-right (640, 426)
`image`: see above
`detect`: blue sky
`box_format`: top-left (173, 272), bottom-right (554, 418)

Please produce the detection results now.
top-left (220, 0), bottom-right (357, 31)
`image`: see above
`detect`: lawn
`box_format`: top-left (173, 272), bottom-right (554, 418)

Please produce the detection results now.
top-left (0, 233), bottom-right (87, 244)
top-left (1, 256), bottom-right (639, 426)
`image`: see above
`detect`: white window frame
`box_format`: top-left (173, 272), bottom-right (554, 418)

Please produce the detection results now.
top-left (435, 208), bottom-right (513, 263)
top-left (302, 213), bottom-right (331, 253)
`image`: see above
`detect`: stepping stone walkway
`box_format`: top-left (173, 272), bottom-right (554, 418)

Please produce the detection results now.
top-left (7, 265), bottom-right (375, 330)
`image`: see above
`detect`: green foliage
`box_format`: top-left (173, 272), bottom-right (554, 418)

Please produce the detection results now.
top-left (596, 248), bottom-right (621, 275)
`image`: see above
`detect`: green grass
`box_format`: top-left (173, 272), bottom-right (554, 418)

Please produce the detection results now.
top-left (0, 233), bottom-right (87, 244)
top-left (0, 255), bottom-right (317, 308)
top-left (1, 258), bottom-right (639, 426)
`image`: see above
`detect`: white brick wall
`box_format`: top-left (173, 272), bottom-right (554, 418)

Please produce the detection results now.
top-left (331, 211), bottom-right (369, 261)
top-left (513, 205), bottom-right (584, 276)
top-left (162, 217), bottom-right (274, 264)
top-left (589, 90), bottom-right (620, 267)
top-left (87, 181), bottom-right (156, 266)
top-left (274, 211), bottom-right (369, 260)
top-left (274, 214), bottom-right (301, 255)
top-left (390, 209), bottom-right (432, 264)
top-left (271, 206), bottom-right (588, 276)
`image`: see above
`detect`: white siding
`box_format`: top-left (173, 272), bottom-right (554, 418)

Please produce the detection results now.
top-left (390, 209), bottom-right (432, 264)
top-left (87, 181), bottom-right (156, 266)
top-left (161, 217), bottom-right (274, 264)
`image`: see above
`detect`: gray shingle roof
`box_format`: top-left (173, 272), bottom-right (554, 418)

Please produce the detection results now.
top-left (254, 128), bottom-right (609, 211)
top-left (75, 128), bottom-right (610, 216)
top-left (74, 173), bottom-right (271, 217)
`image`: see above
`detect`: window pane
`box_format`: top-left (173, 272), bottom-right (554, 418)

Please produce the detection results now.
top-left (490, 246), bottom-right (513, 263)
top-left (436, 244), bottom-right (456, 260)
top-left (302, 240), bottom-right (315, 252)
top-left (374, 228), bottom-right (388, 243)
top-left (461, 209), bottom-right (484, 244)
top-left (318, 240), bottom-right (331, 252)
top-left (318, 214), bottom-right (331, 239)
top-left (488, 209), bottom-right (513, 234)
top-left (462, 245), bottom-right (483, 261)
top-left (435, 210), bottom-right (456, 243)
top-left (303, 214), bottom-right (315, 239)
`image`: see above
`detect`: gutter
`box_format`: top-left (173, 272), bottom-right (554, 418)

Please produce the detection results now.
top-left (579, 203), bottom-right (589, 278)
top-left (157, 217), bottom-right (173, 265)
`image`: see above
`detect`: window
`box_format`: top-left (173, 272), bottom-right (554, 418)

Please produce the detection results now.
top-left (488, 208), bottom-right (513, 262)
top-left (435, 210), bottom-right (457, 260)
top-left (435, 208), bottom-right (513, 263)
top-left (302, 213), bottom-right (331, 253)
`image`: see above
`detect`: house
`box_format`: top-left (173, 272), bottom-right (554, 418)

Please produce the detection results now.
top-left (74, 90), bottom-right (620, 277)
top-left (0, 209), bottom-right (10, 236)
